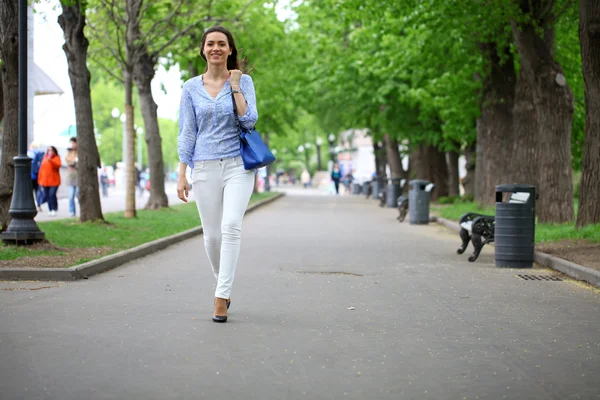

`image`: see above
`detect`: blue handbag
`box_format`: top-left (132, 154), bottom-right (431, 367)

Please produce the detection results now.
top-left (232, 92), bottom-right (275, 170)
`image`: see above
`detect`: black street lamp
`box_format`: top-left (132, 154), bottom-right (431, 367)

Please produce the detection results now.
top-left (315, 137), bottom-right (323, 170)
top-left (2, 0), bottom-right (45, 244)
top-left (328, 133), bottom-right (337, 163)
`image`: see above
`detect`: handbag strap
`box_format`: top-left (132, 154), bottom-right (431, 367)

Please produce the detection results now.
top-left (231, 92), bottom-right (244, 133)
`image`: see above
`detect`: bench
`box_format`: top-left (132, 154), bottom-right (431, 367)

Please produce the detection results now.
top-left (457, 192), bottom-right (530, 262)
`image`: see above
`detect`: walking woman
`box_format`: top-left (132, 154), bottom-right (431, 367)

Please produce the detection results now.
top-left (37, 146), bottom-right (62, 217)
top-left (177, 26), bottom-right (257, 323)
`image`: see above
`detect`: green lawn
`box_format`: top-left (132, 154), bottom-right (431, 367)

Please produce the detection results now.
top-left (432, 201), bottom-right (600, 244)
top-left (0, 192), bottom-right (279, 262)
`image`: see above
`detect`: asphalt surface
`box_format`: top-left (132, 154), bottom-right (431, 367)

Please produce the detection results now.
top-left (1, 190), bottom-right (599, 400)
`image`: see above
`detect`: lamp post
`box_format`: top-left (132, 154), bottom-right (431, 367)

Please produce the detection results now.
top-left (2, 0), bottom-right (45, 243)
top-left (328, 133), bottom-right (336, 162)
top-left (297, 144), bottom-right (305, 168)
top-left (304, 142), bottom-right (311, 170)
top-left (315, 137), bottom-right (323, 171)
top-left (111, 108), bottom-right (120, 167)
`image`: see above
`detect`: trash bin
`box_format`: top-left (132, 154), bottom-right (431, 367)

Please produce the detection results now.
top-left (409, 179), bottom-right (433, 224)
top-left (386, 178), bottom-right (403, 208)
top-left (352, 183), bottom-right (361, 195)
top-left (371, 179), bottom-right (380, 201)
top-left (361, 181), bottom-right (370, 195)
top-left (494, 184), bottom-right (537, 268)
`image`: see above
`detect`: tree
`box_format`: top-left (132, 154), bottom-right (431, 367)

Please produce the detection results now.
top-left (58, 0), bottom-right (104, 222)
top-left (0, 69), bottom-right (4, 123)
top-left (0, 0), bottom-right (18, 230)
top-left (576, 0), bottom-right (600, 227)
top-left (511, 0), bottom-right (575, 223)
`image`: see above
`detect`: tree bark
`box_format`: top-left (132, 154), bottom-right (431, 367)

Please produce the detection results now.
top-left (123, 72), bottom-right (136, 218)
top-left (447, 150), bottom-right (460, 197)
top-left (0, 71), bottom-right (4, 123)
top-left (576, 0), bottom-right (600, 227)
top-left (383, 133), bottom-right (404, 179)
top-left (0, 0), bottom-right (18, 230)
top-left (511, 4), bottom-right (574, 223)
top-left (133, 50), bottom-right (168, 210)
top-left (410, 144), bottom-right (448, 201)
top-left (462, 142), bottom-right (476, 199)
top-left (58, 1), bottom-right (104, 222)
top-left (475, 42), bottom-right (516, 206)
top-left (373, 140), bottom-right (387, 186)
top-left (122, 0), bottom-right (143, 219)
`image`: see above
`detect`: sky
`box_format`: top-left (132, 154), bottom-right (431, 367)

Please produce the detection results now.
top-left (32, 0), bottom-right (294, 146)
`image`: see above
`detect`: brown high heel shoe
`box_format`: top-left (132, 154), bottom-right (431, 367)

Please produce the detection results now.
top-left (212, 297), bottom-right (228, 323)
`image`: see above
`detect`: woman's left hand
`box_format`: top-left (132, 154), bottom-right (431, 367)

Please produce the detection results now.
top-left (229, 70), bottom-right (242, 87)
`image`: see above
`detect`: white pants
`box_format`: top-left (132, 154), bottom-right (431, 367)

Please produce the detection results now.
top-left (192, 156), bottom-right (255, 299)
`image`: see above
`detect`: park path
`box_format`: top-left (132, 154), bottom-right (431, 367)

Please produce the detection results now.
top-left (1, 190), bottom-right (599, 400)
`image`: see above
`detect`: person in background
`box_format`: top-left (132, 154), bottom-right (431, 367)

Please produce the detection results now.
top-left (27, 143), bottom-right (45, 211)
top-left (65, 137), bottom-right (79, 217)
top-left (100, 167), bottom-right (110, 197)
top-left (37, 146), bottom-right (62, 217)
top-left (301, 169), bottom-right (311, 189)
top-left (331, 163), bottom-right (341, 195)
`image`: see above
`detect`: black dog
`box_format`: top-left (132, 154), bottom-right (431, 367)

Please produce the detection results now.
top-left (397, 195), bottom-right (409, 222)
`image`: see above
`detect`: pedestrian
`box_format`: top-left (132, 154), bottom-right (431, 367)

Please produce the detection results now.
top-left (27, 143), bottom-right (45, 211)
top-left (100, 167), bottom-right (110, 197)
top-left (65, 137), bottom-right (79, 217)
top-left (331, 163), bottom-right (341, 195)
top-left (301, 169), bottom-right (311, 188)
top-left (37, 146), bottom-right (61, 217)
top-left (177, 25), bottom-right (257, 323)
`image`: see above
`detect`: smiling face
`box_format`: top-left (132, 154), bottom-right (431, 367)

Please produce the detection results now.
top-left (202, 32), bottom-right (231, 67)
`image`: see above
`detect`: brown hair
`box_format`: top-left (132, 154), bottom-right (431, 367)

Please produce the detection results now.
top-left (200, 26), bottom-right (252, 73)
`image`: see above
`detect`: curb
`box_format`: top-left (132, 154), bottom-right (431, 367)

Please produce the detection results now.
top-left (0, 192), bottom-right (285, 281)
top-left (435, 216), bottom-right (600, 288)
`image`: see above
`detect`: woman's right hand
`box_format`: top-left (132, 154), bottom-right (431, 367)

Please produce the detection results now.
top-left (177, 175), bottom-right (189, 203)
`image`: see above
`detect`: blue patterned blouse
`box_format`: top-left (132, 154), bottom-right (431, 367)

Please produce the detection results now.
top-left (178, 74), bottom-right (258, 168)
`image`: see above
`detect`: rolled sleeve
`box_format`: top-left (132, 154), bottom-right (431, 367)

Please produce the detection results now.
top-left (178, 84), bottom-right (197, 168)
top-left (237, 74), bottom-right (258, 131)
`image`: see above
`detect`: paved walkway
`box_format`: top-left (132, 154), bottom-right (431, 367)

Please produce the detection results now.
top-left (1, 193), bottom-right (599, 399)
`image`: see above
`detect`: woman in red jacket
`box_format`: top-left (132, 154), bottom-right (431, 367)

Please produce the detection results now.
top-left (37, 146), bottom-right (62, 216)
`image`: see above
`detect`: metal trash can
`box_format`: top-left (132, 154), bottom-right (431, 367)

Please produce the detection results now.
top-left (371, 179), bottom-right (381, 201)
top-left (386, 178), bottom-right (403, 208)
top-left (409, 179), bottom-right (432, 225)
top-left (494, 184), bottom-right (537, 268)
top-left (352, 183), bottom-right (361, 195)
top-left (361, 181), bottom-right (370, 195)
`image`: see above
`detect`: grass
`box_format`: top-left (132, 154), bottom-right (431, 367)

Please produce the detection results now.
top-left (0, 192), bottom-right (279, 263)
top-left (432, 201), bottom-right (600, 244)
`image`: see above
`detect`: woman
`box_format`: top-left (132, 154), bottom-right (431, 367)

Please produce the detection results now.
top-left (37, 146), bottom-right (62, 217)
top-left (177, 26), bottom-right (258, 323)
top-left (331, 163), bottom-right (341, 195)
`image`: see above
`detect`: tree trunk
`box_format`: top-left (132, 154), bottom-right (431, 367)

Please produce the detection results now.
top-left (475, 42), bottom-right (516, 206)
top-left (462, 142), bottom-right (476, 199)
top-left (373, 140), bottom-right (387, 186)
top-left (0, 0), bottom-right (18, 230)
top-left (576, 0), bottom-right (600, 227)
top-left (188, 61), bottom-right (199, 78)
top-left (512, 6), bottom-right (574, 223)
top-left (123, 72), bottom-right (136, 218)
top-left (410, 144), bottom-right (448, 201)
top-left (133, 50), bottom-right (168, 209)
top-left (0, 71), bottom-right (4, 123)
top-left (384, 133), bottom-right (404, 179)
top-left (58, 1), bottom-right (104, 222)
top-left (447, 150), bottom-right (460, 197)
